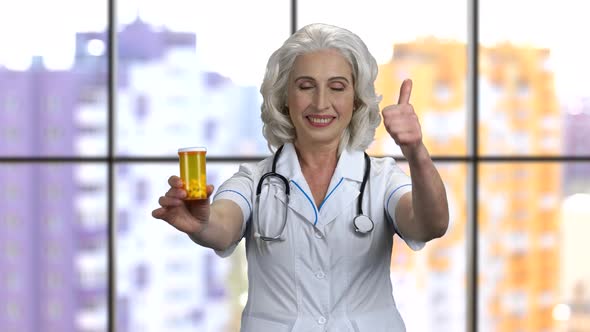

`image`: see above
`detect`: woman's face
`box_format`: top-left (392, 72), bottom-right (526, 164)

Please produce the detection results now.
top-left (286, 49), bottom-right (355, 149)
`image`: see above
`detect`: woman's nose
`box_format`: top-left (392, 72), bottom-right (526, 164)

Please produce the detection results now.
top-left (313, 88), bottom-right (330, 110)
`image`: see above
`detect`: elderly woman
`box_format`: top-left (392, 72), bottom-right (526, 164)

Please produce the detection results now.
top-left (153, 23), bottom-right (449, 332)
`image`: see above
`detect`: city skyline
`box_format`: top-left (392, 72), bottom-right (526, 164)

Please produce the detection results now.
top-left (1, 19), bottom-right (262, 332)
top-left (1, 15), bottom-right (589, 332)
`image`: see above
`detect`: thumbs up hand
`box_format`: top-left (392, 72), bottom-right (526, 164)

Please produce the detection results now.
top-left (382, 79), bottom-right (424, 160)
top-left (381, 79), bottom-right (449, 244)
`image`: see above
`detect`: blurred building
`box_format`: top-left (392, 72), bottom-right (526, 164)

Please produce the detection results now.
top-left (0, 62), bottom-right (82, 332)
top-left (559, 196), bottom-right (590, 332)
top-left (563, 98), bottom-right (590, 194)
top-left (373, 38), bottom-right (467, 332)
top-left (0, 18), bottom-right (261, 332)
top-left (77, 18), bottom-right (260, 332)
top-left (372, 37), bottom-right (467, 156)
top-left (480, 43), bottom-right (560, 332)
top-left (373, 39), bottom-right (563, 331)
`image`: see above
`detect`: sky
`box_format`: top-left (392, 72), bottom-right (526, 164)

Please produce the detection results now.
top-left (0, 0), bottom-right (589, 97)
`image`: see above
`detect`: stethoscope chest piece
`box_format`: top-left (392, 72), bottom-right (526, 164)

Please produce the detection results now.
top-left (353, 214), bottom-right (374, 234)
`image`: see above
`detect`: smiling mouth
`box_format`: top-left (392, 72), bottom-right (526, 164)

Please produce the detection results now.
top-left (306, 116), bottom-right (334, 126)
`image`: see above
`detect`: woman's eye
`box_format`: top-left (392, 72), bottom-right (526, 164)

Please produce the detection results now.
top-left (330, 85), bottom-right (346, 91)
top-left (299, 85), bottom-right (314, 90)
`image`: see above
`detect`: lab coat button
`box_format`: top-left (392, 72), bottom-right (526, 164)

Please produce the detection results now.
top-left (316, 271), bottom-right (325, 279)
top-left (318, 316), bottom-right (327, 324)
top-left (314, 231), bottom-right (323, 239)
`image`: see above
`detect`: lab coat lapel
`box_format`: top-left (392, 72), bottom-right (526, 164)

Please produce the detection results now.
top-left (274, 186), bottom-right (317, 225)
top-left (317, 180), bottom-right (359, 226)
top-left (273, 143), bottom-right (318, 225)
top-left (317, 148), bottom-right (365, 226)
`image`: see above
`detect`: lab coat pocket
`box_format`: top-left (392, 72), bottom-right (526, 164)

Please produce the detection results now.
top-left (350, 307), bottom-right (406, 332)
top-left (242, 315), bottom-right (292, 332)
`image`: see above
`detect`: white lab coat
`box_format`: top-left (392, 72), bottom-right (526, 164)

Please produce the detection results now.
top-left (210, 143), bottom-right (424, 332)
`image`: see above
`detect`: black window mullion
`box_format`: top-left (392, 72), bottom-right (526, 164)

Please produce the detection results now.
top-left (291, 0), bottom-right (297, 34)
top-left (467, 0), bottom-right (479, 331)
top-left (107, 0), bottom-right (117, 331)
top-left (2, 155), bottom-right (590, 163)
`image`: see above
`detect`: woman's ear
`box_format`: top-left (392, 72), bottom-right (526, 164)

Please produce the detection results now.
top-left (354, 98), bottom-right (362, 111)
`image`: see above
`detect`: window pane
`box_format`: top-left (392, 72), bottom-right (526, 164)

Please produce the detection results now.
top-left (394, 162), bottom-right (467, 331)
top-left (298, 0), bottom-right (468, 157)
top-left (479, 162), bottom-right (590, 331)
top-left (480, 0), bottom-right (590, 156)
top-left (0, 164), bottom-right (108, 332)
top-left (115, 0), bottom-right (290, 157)
top-left (0, 0), bottom-right (108, 157)
top-left (116, 163), bottom-right (247, 332)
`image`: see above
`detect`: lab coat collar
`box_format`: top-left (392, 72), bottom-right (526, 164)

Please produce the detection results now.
top-left (274, 143), bottom-right (365, 184)
top-left (273, 143), bottom-right (315, 224)
top-left (318, 148), bottom-right (365, 226)
top-left (273, 143), bottom-right (304, 183)
top-left (272, 143), bottom-right (365, 227)
top-left (333, 147), bottom-right (365, 183)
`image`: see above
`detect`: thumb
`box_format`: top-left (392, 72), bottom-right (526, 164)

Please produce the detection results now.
top-left (397, 79), bottom-right (413, 104)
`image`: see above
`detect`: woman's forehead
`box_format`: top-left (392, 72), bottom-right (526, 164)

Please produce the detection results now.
top-left (290, 49), bottom-right (353, 80)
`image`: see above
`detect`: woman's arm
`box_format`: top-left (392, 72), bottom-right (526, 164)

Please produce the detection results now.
top-left (383, 79), bottom-right (449, 243)
top-left (394, 143), bottom-right (449, 242)
top-left (189, 199), bottom-right (245, 251)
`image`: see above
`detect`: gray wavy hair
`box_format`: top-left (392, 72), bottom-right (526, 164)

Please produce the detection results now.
top-left (260, 23), bottom-right (382, 153)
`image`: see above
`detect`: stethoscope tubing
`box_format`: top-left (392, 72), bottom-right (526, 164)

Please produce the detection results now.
top-left (254, 146), bottom-right (373, 241)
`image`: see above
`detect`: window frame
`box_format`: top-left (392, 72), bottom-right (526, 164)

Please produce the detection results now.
top-left (1, 0), bottom-right (590, 331)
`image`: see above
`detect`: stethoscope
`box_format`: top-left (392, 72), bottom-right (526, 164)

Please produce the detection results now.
top-left (254, 145), bottom-right (374, 241)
